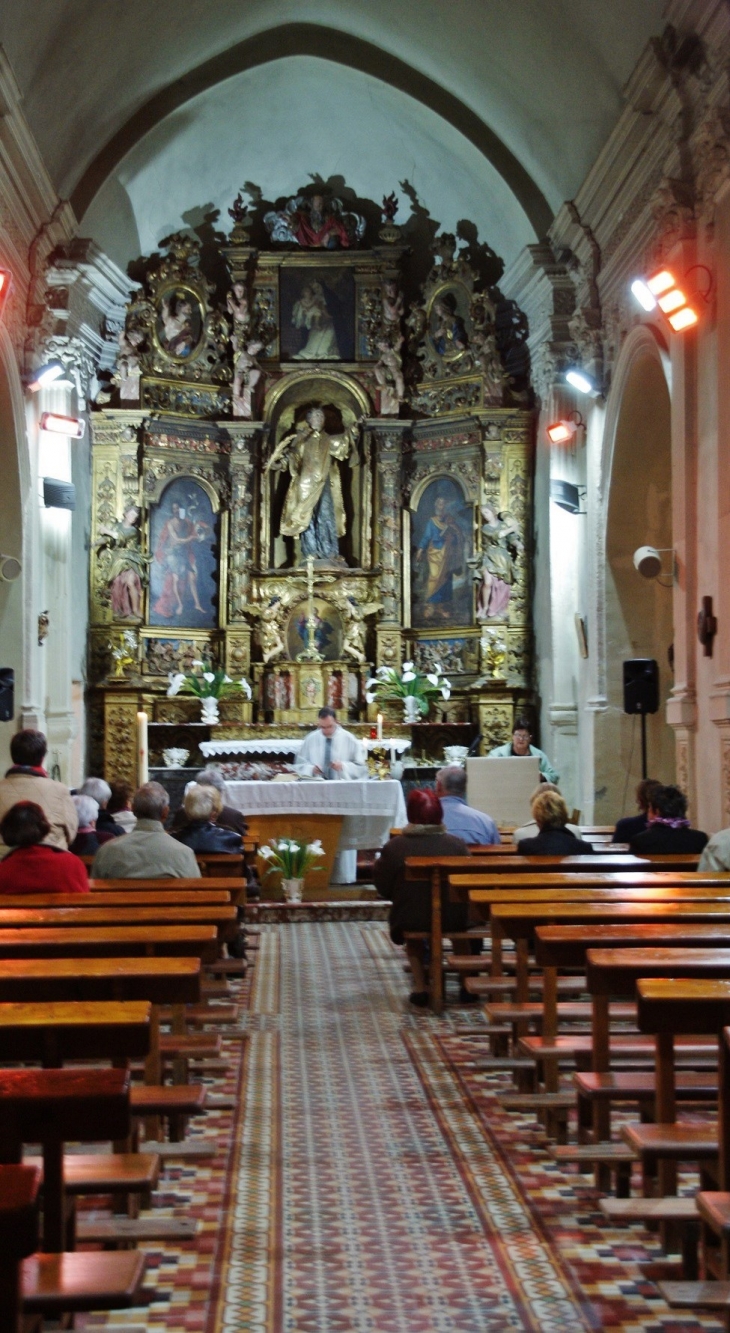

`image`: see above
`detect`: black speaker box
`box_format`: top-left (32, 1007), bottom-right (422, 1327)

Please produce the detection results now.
top-left (0, 668), bottom-right (14, 723)
top-left (623, 658), bottom-right (659, 715)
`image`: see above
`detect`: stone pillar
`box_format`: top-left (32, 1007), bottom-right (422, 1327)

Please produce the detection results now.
top-left (371, 423), bottom-right (409, 671)
top-left (226, 423), bottom-right (260, 679)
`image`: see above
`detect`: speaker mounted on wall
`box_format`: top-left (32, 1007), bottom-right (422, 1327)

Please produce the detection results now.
top-left (0, 668), bottom-right (14, 723)
top-left (623, 658), bottom-right (659, 715)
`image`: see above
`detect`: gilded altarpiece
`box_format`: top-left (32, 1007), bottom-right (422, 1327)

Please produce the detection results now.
top-left (88, 191), bottom-right (534, 777)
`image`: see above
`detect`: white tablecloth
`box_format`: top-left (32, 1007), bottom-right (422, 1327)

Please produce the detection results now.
top-left (225, 778), bottom-right (407, 853)
top-left (200, 737), bottom-right (411, 758)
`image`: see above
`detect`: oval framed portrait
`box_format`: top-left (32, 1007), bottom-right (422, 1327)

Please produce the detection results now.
top-left (426, 281), bottom-right (472, 363)
top-left (154, 284), bottom-right (205, 363)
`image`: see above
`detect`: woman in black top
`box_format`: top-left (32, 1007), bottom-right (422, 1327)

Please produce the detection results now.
top-left (629, 785), bottom-right (708, 855)
top-left (517, 789), bottom-right (595, 856)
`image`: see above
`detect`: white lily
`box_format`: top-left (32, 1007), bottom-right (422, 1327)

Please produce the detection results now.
top-left (241, 679), bottom-right (253, 699)
top-left (203, 672), bottom-right (215, 683)
top-left (307, 842), bottom-right (324, 855)
top-left (401, 670), bottom-right (416, 683)
top-left (223, 674), bottom-right (232, 683)
top-left (191, 659), bottom-right (205, 668)
top-left (431, 662), bottom-right (442, 674)
top-left (376, 665), bottom-right (391, 680)
top-left (401, 661), bottom-right (414, 673)
top-left (365, 692), bottom-right (376, 704)
top-left (166, 672), bottom-right (185, 697)
top-left (259, 845), bottom-right (275, 860)
top-left (426, 673), bottom-right (439, 687)
top-left (441, 684), bottom-right (451, 699)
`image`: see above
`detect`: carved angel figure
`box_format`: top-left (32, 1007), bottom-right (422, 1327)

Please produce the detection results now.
top-left (475, 506), bottom-right (522, 620)
top-left (470, 328), bottom-right (506, 404)
top-left (251, 599), bottom-right (286, 664)
top-left (374, 337), bottom-right (405, 415)
top-left (95, 506), bottom-right (151, 620)
top-left (341, 599), bottom-right (382, 664)
top-left (232, 338), bottom-right (264, 419)
top-left (382, 279), bottom-right (404, 328)
top-left (114, 325), bottom-right (145, 402)
top-left (226, 282), bottom-right (250, 333)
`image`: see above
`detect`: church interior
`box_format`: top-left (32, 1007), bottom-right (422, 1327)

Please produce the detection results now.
top-left (4, 1), bottom-right (730, 1328)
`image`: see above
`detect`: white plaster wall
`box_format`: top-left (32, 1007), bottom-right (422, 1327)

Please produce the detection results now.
top-left (81, 56), bottom-right (536, 272)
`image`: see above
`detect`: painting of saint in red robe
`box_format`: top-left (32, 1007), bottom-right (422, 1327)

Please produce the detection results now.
top-left (150, 479), bottom-right (217, 628)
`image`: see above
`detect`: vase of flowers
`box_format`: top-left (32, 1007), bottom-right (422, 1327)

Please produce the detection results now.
top-left (167, 660), bottom-right (252, 727)
top-left (364, 660), bottom-right (452, 723)
top-left (259, 837), bottom-right (325, 901)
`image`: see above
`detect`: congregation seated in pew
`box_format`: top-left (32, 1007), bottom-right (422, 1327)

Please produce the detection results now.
top-left (78, 777), bottom-right (125, 839)
top-left (512, 783), bottom-right (582, 846)
top-left (0, 802), bottom-right (89, 894)
top-left (70, 794), bottom-right (101, 857)
top-left (516, 790), bottom-right (595, 856)
top-left (611, 778), bottom-right (661, 844)
top-left (169, 768), bottom-right (247, 838)
top-left (92, 782), bottom-right (200, 879)
top-left (373, 788), bottom-right (474, 1008)
top-left (172, 784), bottom-right (243, 855)
top-left (435, 764), bottom-right (500, 845)
top-left (628, 784), bottom-right (708, 856)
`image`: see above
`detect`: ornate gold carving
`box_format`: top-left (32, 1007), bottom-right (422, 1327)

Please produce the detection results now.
top-left (103, 698), bottom-right (139, 785)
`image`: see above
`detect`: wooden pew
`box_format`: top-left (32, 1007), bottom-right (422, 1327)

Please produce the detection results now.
top-left (0, 1163), bottom-right (39, 1333)
top-left (0, 1000), bottom-right (151, 1065)
top-left (0, 890), bottom-right (232, 908)
top-left (0, 906), bottom-right (237, 948)
top-left (0, 925), bottom-right (218, 961)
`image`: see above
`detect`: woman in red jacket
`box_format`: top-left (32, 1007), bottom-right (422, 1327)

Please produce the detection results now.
top-left (0, 802), bottom-right (89, 893)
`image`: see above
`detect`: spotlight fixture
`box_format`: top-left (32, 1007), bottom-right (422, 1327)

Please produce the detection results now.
top-left (39, 412), bottom-right (85, 439)
top-left (546, 410), bottom-right (584, 445)
top-left (26, 360), bottom-right (66, 392)
top-left (550, 480), bottom-right (586, 515)
top-left (565, 368), bottom-right (600, 397)
top-left (632, 545), bottom-right (675, 584)
top-left (0, 269), bottom-right (11, 322)
top-left (630, 266), bottom-right (705, 331)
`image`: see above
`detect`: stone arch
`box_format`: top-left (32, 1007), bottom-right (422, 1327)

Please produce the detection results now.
top-left (70, 23), bottom-right (551, 237)
top-left (592, 325), bottom-right (674, 820)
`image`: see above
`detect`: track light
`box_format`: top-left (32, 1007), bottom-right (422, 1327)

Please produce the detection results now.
top-left (630, 267), bottom-right (702, 332)
top-left (39, 412), bottom-right (85, 439)
top-left (565, 368), bottom-right (600, 396)
top-left (26, 360), bottom-right (66, 392)
top-left (546, 410), bottom-right (584, 445)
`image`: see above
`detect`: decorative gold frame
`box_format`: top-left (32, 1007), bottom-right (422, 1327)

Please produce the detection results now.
top-left (151, 282), bottom-right (207, 365)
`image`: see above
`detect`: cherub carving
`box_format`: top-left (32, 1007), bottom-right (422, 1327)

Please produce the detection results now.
top-left (250, 599), bottom-right (286, 664)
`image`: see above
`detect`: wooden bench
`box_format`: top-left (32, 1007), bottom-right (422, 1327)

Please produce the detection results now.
top-left (0, 999), bottom-right (151, 1064)
top-left (0, 924), bottom-right (218, 961)
top-left (0, 889), bottom-right (232, 908)
top-left (0, 1163), bottom-right (39, 1333)
top-left (0, 905), bottom-right (238, 947)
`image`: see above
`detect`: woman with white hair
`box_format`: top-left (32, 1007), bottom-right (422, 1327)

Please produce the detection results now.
top-left (79, 777), bottom-right (125, 841)
top-left (69, 794), bottom-right (100, 856)
top-left (170, 768), bottom-right (247, 838)
top-left (172, 783), bottom-right (243, 854)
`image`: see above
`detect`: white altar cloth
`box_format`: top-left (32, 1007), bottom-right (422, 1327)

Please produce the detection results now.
top-left (200, 737), bottom-right (411, 760)
top-left (225, 778), bottom-right (406, 852)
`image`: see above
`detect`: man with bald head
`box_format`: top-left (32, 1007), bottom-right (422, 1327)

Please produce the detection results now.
top-left (91, 782), bottom-right (200, 878)
top-left (435, 765), bottom-right (500, 846)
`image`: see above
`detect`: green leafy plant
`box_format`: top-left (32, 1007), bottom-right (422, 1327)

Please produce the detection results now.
top-left (166, 659), bottom-right (252, 701)
top-left (363, 660), bottom-right (451, 717)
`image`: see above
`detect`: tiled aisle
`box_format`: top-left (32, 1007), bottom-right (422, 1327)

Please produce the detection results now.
top-left (85, 923), bottom-right (723, 1332)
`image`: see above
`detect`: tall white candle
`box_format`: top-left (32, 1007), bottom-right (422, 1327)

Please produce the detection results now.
top-left (377, 713), bottom-right (383, 741)
top-left (137, 711), bottom-right (149, 785)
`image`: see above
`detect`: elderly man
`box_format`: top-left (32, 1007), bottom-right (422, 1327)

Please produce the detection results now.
top-left (91, 782), bottom-right (200, 878)
top-left (294, 708), bottom-right (367, 781)
top-left (78, 777), bottom-right (125, 840)
top-left (170, 768), bottom-right (247, 837)
top-left (488, 716), bottom-right (559, 784)
top-left (0, 729), bottom-right (77, 851)
top-left (436, 766), bottom-right (500, 845)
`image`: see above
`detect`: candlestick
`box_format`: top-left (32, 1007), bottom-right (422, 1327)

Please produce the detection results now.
top-left (137, 710), bottom-right (149, 785)
top-left (377, 713), bottom-right (383, 741)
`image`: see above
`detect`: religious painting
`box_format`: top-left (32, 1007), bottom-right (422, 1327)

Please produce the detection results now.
top-left (298, 671), bottom-right (325, 711)
top-left (285, 599), bottom-right (343, 661)
top-left (279, 266), bottom-right (355, 362)
top-left (149, 478), bottom-right (218, 629)
top-left (411, 477), bottom-right (473, 629)
top-left (155, 285), bottom-right (204, 361)
top-left (426, 282), bottom-right (472, 363)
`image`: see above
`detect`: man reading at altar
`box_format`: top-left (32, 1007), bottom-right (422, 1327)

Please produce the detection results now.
top-left (294, 708), bottom-right (368, 781)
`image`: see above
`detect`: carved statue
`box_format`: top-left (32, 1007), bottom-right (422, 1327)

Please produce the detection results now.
top-left (264, 193), bottom-right (365, 249)
top-left (226, 282), bottom-right (250, 333)
top-left (475, 506), bottom-right (522, 620)
top-left (341, 598), bottom-right (382, 664)
top-left (470, 328), bottom-right (506, 403)
top-left (266, 407), bottom-right (361, 561)
top-left (250, 599), bottom-right (286, 664)
top-left (115, 325), bottom-right (145, 402)
top-left (382, 279), bottom-right (404, 329)
top-left (374, 337), bottom-right (405, 415)
top-left (95, 506), bottom-right (151, 620)
top-left (232, 338), bottom-right (264, 419)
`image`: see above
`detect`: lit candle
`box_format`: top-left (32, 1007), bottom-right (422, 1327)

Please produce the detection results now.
top-left (137, 711), bottom-right (149, 785)
top-left (377, 713), bottom-right (383, 741)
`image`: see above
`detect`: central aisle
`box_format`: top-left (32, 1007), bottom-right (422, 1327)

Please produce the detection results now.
top-left (213, 922), bottom-right (592, 1332)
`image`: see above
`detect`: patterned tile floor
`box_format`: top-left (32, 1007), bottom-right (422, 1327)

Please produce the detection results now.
top-left (81, 923), bottom-right (724, 1332)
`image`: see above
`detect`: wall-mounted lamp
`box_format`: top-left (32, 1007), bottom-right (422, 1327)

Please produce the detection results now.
top-left (565, 368), bottom-right (601, 398)
top-left (546, 410), bottom-right (584, 445)
top-left (25, 360), bottom-right (66, 392)
top-left (630, 265), bottom-right (712, 331)
top-left (39, 412), bottom-right (85, 439)
top-left (550, 480), bottom-right (586, 514)
top-left (632, 545), bottom-right (675, 585)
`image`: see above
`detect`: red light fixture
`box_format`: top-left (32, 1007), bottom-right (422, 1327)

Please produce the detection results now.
top-left (630, 266), bottom-right (703, 332)
top-left (0, 269), bottom-right (11, 322)
top-left (39, 412), bottom-right (85, 439)
top-left (546, 410), bottom-right (584, 446)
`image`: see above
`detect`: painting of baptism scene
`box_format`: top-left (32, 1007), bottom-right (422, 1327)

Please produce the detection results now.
top-left (2, 5), bottom-right (720, 1329)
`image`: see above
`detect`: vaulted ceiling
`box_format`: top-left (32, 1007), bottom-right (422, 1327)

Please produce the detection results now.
top-left (0, 0), bottom-right (666, 271)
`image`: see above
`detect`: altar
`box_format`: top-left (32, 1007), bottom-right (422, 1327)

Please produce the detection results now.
top-left (225, 778), bottom-right (407, 886)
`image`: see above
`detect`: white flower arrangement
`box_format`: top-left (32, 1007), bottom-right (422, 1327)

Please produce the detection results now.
top-left (259, 837), bottom-right (325, 880)
top-left (166, 660), bottom-right (252, 701)
top-left (364, 660), bottom-right (451, 716)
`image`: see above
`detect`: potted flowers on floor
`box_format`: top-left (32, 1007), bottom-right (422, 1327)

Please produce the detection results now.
top-left (259, 837), bottom-right (325, 902)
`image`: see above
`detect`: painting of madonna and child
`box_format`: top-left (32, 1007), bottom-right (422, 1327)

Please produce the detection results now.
top-left (279, 267), bottom-right (355, 362)
top-left (411, 478), bottom-right (474, 628)
top-left (149, 478), bottom-right (219, 629)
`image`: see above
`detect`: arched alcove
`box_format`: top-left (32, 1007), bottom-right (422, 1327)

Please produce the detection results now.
top-left (0, 334), bottom-right (26, 771)
top-left (594, 332), bottom-right (674, 820)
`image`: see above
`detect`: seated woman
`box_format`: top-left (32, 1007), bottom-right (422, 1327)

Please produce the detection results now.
top-left (373, 788), bottom-right (471, 1007)
top-left (516, 789), bottom-right (595, 855)
top-left (0, 801), bottom-right (89, 893)
top-left (172, 783), bottom-right (243, 854)
top-left (512, 783), bottom-right (582, 844)
top-left (611, 777), bottom-right (661, 844)
top-left (69, 794), bottom-right (100, 856)
top-left (107, 780), bottom-right (135, 832)
top-left (170, 769), bottom-right (247, 837)
top-left (629, 784), bottom-right (708, 855)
